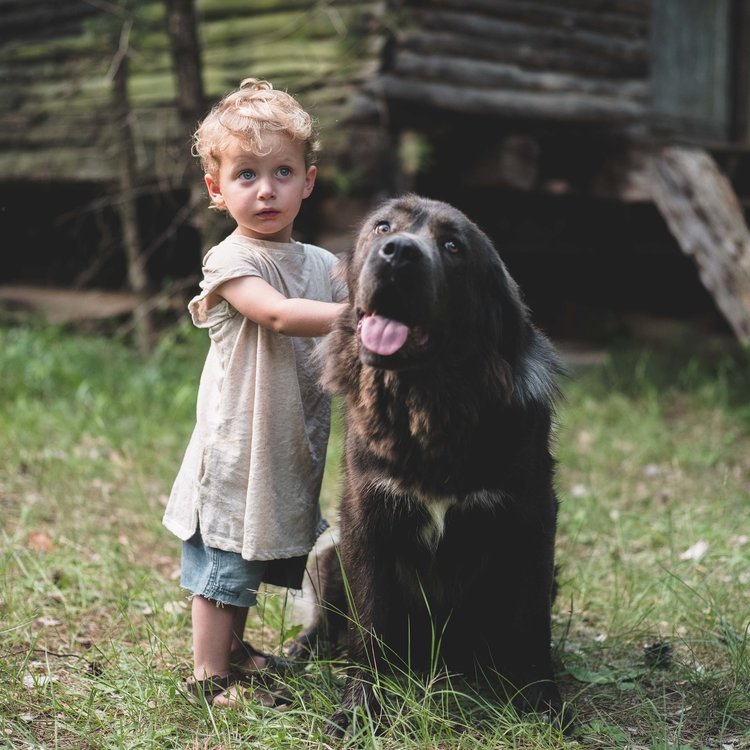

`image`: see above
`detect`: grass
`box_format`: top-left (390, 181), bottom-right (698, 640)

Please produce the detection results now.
top-left (1, 321), bottom-right (749, 749)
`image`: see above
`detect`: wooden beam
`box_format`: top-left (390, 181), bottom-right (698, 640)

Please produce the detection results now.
top-left (391, 51), bottom-right (648, 100)
top-left (372, 75), bottom-right (645, 122)
top-left (648, 145), bottom-right (750, 343)
top-left (590, 147), bottom-right (653, 202)
top-left (407, 0), bottom-right (649, 33)
top-left (400, 30), bottom-right (647, 79)
top-left (409, 9), bottom-right (648, 67)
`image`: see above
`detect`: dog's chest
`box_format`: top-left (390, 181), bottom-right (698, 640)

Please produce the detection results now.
top-left (370, 478), bottom-right (501, 552)
top-left (418, 497), bottom-right (454, 550)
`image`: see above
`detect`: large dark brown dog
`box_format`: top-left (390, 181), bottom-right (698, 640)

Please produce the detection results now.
top-left (296, 194), bottom-right (565, 734)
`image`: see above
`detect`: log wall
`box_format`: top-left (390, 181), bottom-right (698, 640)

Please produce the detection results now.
top-left (3, 0), bottom-right (749, 186)
top-left (0, 0), bottom-right (383, 184)
top-left (362, 0), bottom-right (650, 125)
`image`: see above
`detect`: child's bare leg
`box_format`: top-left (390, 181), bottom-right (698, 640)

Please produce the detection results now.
top-left (190, 597), bottom-right (271, 707)
top-left (192, 595), bottom-right (235, 680)
top-left (229, 605), bottom-right (269, 669)
top-left (229, 606), bottom-right (249, 653)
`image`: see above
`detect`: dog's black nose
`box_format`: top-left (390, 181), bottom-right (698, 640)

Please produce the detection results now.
top-left (379, 236), bottom-right (420, 266)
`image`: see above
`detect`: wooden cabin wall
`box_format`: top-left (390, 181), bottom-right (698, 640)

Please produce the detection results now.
top-left (0, 0), bottom-right (383, 186)
top-left (6, 0), bottom-right (750, 191)
top-left (358, 0), bottom-right (650, 127)
top-left (1, 0), bottom-right (744, 337)
top-left (360, 0), bottom-right (741, 340)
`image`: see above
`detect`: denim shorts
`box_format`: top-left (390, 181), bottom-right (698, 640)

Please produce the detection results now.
top-left (181, 527), bottom-right (307, 607)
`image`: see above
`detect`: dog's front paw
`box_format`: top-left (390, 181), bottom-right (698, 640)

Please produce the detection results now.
top-left (324, 709), bottom-right (350, 739)
top-left (285, 636), bottom-right (314, 661)
top-left (514, 681), bottom-right (575, 733)
top-left (324, 674), bottom-right (381, 739)
top-left (542, 700), bottom-right (577, 735)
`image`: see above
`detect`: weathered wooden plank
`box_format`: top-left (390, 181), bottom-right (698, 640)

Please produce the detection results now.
top-left (400, 29), bottom-right (647, 79)
top-left (531, 0), bottom-right (649, 16)
top-left (589, 147), bottom-right (653, 202)
top-left (2, 54), bottom-right (366, 114)
top-left (197, 0), bottom-right (374, 18)
top-left (409, 9), bottom-right (648, 66)
top-left (200, 7), bottom-right (370, 46)
top-left (0, 86), bottom-right (362, 149)
top-left (201, 38), bottom-right (370, 70)
top-left (391, 51), bottom-right (647, 100)
top-left (650, 0), bottom-right (731, 140)
top-left (405, 0), bottom-right (648, 36)
top-left (1, 39), bottom-right (362, 90)
top-left (0, 1), bottom-right (97, 43)
top-left (0, 34), bottom-right (109, 63)
top-left (373, 74), bottom-right (645, 121)
top-left (648, 146), bottom-right (750, 343)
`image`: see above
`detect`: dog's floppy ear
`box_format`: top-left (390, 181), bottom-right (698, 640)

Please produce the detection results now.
top-left (481, 243), bottom-right (564, 408)
top-left (493, 266), bottom-right (529, 357)
top-left (333, 250), bottom-right (354, 304)
top-left (477, 234), bottom-right (530, 385)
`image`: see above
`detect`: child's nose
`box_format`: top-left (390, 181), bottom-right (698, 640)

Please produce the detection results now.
top-left (257, 177), bottom-right (275, 199)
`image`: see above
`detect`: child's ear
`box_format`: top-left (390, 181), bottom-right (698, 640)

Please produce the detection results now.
top-left (205, 173), bottom-right (225, 209)
top-left (303, 165), bottom-right (317, 199)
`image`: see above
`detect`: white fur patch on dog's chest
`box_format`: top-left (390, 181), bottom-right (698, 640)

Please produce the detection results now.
top-left (419, 497), bottom-right (454, 549)
top-left (368, 478), bottom-right (503, 552)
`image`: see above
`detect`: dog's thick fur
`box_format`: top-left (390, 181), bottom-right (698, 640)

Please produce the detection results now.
top-left (296, 195), bottom-right (565, 733)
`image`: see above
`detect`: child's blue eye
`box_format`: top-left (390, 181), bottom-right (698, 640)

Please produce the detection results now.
top-left (239, 170), bottom-right (255, 180)
top-left (277, 166), bottom-right (292, 177)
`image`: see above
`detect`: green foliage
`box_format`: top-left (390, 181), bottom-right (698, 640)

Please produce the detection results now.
top-left (1, 324), bottom-right (749, 748)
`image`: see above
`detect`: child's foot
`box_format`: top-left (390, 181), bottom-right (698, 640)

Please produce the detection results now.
top-left (186, 673), bottom-right (292, 709)
top-left (217, 683), bottom-right (293, 710)
top-left (210, 682), bottom-right (249, 708)
top-left (185, 672), bottom-right (244, 706)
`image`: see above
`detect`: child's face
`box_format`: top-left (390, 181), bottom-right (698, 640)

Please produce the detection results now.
top-left (205, 132), bottom-right (316, 243)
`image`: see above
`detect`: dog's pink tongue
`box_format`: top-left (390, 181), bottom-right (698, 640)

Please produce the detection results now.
top-left (358, 314), bottom-right (409, 356)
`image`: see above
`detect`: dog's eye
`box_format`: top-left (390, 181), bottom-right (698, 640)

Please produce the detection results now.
top-left (444, 240), bottom-right (461, 254)
top-left (374, 221), bottom-right (391, 234)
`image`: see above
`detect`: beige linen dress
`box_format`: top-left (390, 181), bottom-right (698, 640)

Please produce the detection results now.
top-left (163, 235), bottom-right (347, 561)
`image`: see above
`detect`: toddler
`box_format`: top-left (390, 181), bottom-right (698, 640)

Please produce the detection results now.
top-left (163, 78), bottom-right (347, 707)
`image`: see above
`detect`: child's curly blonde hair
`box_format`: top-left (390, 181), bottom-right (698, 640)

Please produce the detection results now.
top-left (193, 78), bottom-right (320, 177)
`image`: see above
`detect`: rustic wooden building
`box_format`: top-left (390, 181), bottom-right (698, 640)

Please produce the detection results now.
top-left (0, 0), bottom-right (384, 301)
top-left (2, 0), bottom-right (750, 341)
top-left (351, 0), bottom-right (750, 342)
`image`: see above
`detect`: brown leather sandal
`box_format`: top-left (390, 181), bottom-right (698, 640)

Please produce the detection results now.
top-left (185, 672), bottom-right (245, 706)
top-left (229, 640), bottom-right (291, 676)
top-left (185, 671), bottom-right (293, 709)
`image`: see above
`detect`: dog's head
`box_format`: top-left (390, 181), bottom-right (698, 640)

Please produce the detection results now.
top-left (345, 194), bottom-right (528, 373)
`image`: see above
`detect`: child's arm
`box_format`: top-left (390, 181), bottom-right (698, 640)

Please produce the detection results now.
top-left (216, 275), bottom-right (346, 337)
